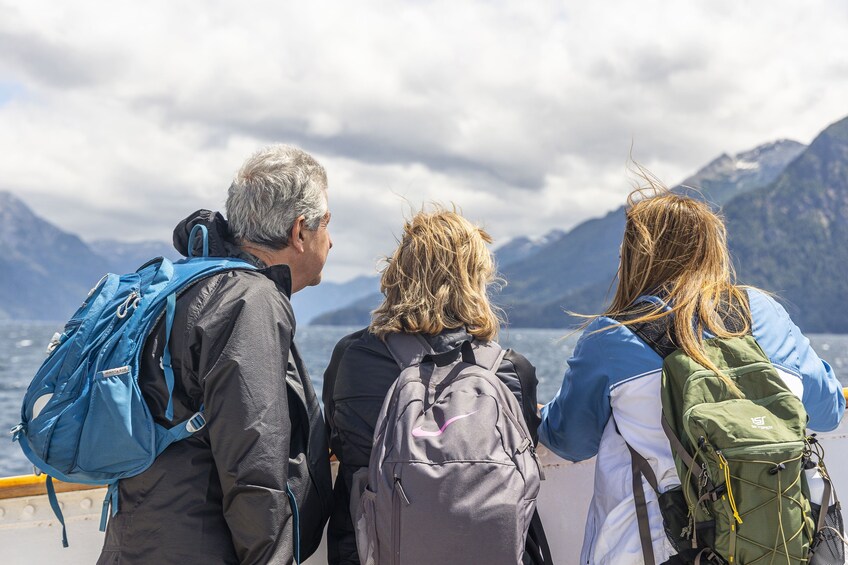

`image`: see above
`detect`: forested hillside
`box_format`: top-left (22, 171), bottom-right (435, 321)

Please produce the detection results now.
top-left (726, 117), bottom-right (848, 332)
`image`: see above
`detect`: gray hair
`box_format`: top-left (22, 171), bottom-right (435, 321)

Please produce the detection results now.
top-left (226, 144), bottom-right (328, 249)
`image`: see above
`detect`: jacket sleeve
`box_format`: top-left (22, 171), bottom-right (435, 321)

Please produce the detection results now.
top-left (538, 318), bottom-right (616, 462)
top-left (324, 332), bottom-right (400, 565)
top-left (326, 462), bottom-right (362, 565)
top-left (323, 333), bottom-right (365, 565)
top-left (749, 290), bottom-right (845, 432)
top-left (191, 274), bottom-right (296, 565)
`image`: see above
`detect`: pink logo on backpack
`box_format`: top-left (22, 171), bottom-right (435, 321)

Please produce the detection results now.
top-left (411, 411), bottom-right (478, 438)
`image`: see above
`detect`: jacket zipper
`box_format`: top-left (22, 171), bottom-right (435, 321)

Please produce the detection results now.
top-left (286, 483), bottom-right (301, 564)
top-left (285, 349), bottom-right (332, 527)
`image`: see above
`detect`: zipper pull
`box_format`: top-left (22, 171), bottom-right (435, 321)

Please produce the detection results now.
top-left (116, 291), bottom-right (140, 319)
top-left (46, 332), bottom-right (64, 356)
top-left (394, 477), bottom-right (411, 505)
top-left (523, 440), bottom-right (546, 480)
top-left (716, 451), bottom-right (743, 524)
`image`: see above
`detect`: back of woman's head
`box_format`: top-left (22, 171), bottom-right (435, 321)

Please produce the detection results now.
top-left (370, 207), bottom-right (501, 340)
top-left (607, 184), bottom-right (752, 390)
top-left (613, 189), bottom-right (735, 310)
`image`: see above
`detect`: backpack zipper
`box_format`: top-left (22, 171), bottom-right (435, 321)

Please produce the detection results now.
top-left (720, 440), bottom-right (806, 459)
top-left (394, 476), bottom-right (411, 505)
top-left (498, 394), bottom-right (543, 480)
top-left (392, 475), bottom-right (409, 565)
top-left (685, 361), bottom-right (776, 381)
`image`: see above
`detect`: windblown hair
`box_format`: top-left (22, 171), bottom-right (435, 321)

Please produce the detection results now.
top-left (605, 181), bottom-right (753, 392)
top-left (370, 207), bottom-right (501, 341)
top-left (226, 144), bottom-right (328, 250)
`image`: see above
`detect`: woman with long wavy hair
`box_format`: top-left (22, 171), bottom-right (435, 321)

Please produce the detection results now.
top-left (323, 207), bottom-right (545, 564)
top-left (538, 186), bottom-right (844, 564)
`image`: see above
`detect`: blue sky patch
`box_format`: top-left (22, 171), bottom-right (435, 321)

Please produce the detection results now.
top-left (0, 81), bottom-right (24, 106)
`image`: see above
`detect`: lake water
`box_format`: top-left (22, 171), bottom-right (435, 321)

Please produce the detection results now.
top-left (1, 321), bottom-right (847, 476)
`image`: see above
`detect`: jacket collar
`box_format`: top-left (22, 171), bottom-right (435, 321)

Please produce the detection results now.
top-left (172, 209), bottom-right (293, 298)
top-left (425, 326), bottom-right (474, 353)
top-left (261, 264), bottom-right (293, 298)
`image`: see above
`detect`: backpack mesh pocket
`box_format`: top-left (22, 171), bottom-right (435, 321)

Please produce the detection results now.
top-left (810, 502), bottom-right (846, 565)
top-left (659, 486), bottom-right (690, 551)
top-left (659, 486), bottom-right (717, 556)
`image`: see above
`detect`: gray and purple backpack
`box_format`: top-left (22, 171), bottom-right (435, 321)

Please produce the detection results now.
top-left (355, 334), bottom-right (542, 565)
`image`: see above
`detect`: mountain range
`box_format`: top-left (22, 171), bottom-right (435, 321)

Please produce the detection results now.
top-left (0, 191), bottom-right (110, 320)
top-left (0, 192), bottom-right (180, 321)
top-left (726, 117), bottom-right (848, 332)
top-left (492, 137), bottom-right (809, 327)
top-left (310, 135), bottom-right (818, 328)
top-left (2, 115), bottom-right (847, 332)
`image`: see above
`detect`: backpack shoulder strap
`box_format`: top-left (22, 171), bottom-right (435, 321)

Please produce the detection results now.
top-left (611, 415), bottom-right (662, 565)
top-left (467, 339), bottom-right (506, 373)
top-left (613, 295), bottom-right (676, 359)
top-left (626, 441), bottom-right (660, 565)
top-left (384, 333), bottom-right (436, 369)
top-left (629, 317), bottom-right (677, 359)
top-left (615, 291), bottom-right (752, 359)
top-left (384, 333), bottom-right (507, 374)
top-left (718, 290), bottom-right (752, 335)
top-left (527, 509), bottom-right (555, 565)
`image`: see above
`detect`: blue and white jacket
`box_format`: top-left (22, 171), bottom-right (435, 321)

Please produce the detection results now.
top-left (539, 289), bottom-right (844, 565)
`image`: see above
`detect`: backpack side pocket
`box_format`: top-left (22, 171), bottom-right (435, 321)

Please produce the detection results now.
top-left (658, 485), bottom-right (717, 553)
top-left (809, 500), bottom-right (845, 565)
top-left (355, 487), bottom-right (379, 565)
top-left (76, 368), bottom-right (154, 475)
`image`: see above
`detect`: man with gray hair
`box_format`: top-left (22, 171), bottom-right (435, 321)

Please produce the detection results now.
top-left (98, 145), bottom-right (334, 565)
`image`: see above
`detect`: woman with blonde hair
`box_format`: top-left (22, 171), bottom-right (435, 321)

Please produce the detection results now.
top-left (539, 187), bottom-right (844, 564)
top-left (323, 207), bottom-right (545, 564)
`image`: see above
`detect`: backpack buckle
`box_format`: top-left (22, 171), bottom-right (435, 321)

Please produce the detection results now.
top-left (9, 423), bottom-right (24, 441)
top-left (186, 412), bottom-right (206, 433)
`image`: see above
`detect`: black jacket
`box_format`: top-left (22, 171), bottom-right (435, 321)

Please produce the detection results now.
top-left (98, 211), bottom-right (332, 565)
top-left (322, 327), bottom-right (541, 565)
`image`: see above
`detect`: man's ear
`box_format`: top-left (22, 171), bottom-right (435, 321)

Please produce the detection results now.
top-left (289, 215), bottom-right (307, 253)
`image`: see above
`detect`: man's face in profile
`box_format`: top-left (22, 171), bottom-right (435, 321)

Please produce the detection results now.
top-left (299, 196), bottom-right (332, 288)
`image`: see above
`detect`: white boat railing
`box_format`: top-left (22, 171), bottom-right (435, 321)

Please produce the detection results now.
top-left (3, 422), bottom-right (848, 565)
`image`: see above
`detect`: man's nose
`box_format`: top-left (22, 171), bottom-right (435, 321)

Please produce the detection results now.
top-left (328, 234), bottom-right (333, 250)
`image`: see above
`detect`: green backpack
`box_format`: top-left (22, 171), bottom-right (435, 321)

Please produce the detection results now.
top-left (621, 308), bottom-right (842, 565)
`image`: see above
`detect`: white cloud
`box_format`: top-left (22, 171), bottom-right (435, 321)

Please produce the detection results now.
top-left (1, 0), bottom-right (847, 281)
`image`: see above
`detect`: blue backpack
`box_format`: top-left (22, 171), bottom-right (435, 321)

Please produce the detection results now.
top-left (10, 226), bottom-right (256, 546)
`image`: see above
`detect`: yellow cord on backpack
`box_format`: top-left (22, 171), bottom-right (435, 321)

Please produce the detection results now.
top-left (718, 452), bottom-right (743, 524)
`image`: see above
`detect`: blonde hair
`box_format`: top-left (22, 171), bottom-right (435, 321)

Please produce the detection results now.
top-left (605, 182), bottom-right (752, 393)
top-left (370, 207), bottom-right (501, 340)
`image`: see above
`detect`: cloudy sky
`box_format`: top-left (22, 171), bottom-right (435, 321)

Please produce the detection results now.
top-left (2, 1), bottom-right (847, 281)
